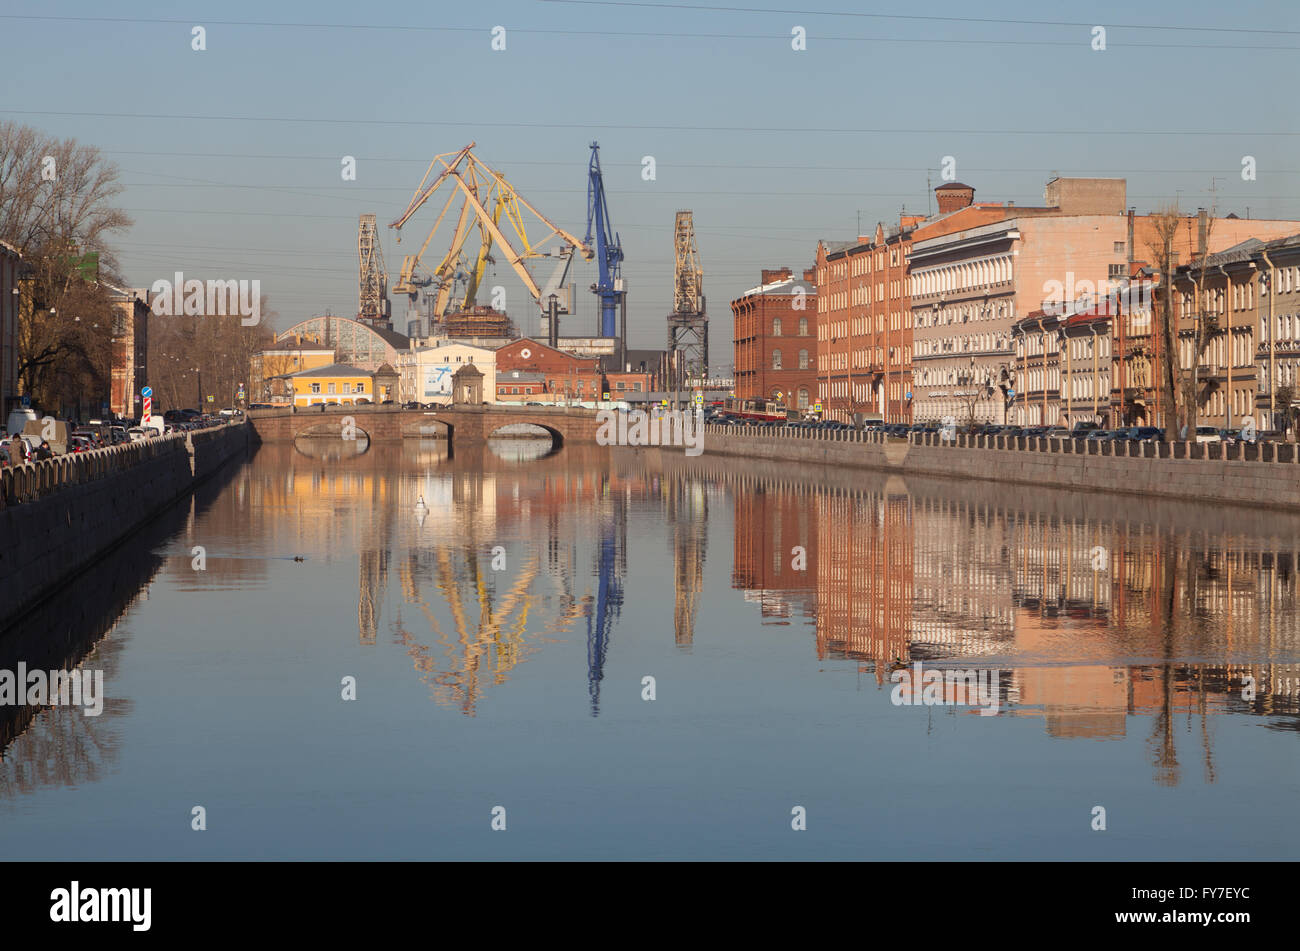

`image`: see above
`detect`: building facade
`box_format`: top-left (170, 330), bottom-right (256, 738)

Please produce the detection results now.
top-left (910, 179), bottom-right (1300, 426)
top-left (106, 286), bottom-right (149, 420)
top-left (288, 364), bottom-right (374, 406)
top-left (731, 267), bottom-right (818, 412)
top-left (396, 340), bottom-right (497, 405)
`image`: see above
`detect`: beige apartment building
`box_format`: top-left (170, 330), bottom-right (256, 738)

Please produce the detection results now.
top-left (910, 178), bottom-right (1300, 425)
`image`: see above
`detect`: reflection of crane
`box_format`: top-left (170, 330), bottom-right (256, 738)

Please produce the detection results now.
top-left (667, 474), bottom-right (708, 647)
top-left (389, 142), bottom-right (593, 329)
top-left (586, 474), bottom-right (625, 716)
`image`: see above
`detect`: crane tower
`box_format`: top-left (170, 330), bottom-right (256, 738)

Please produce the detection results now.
top-left (357, 214), bottom-right (391, 328)
top-left (666, 211), bottom-right (707, 391)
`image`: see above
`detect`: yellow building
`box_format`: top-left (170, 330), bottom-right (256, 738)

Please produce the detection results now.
top-left (289, 363), bottom-right (373, 406)
top-left (251, 342), bottom-right (335, 403)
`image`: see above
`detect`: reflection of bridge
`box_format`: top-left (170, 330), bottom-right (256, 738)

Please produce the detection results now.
top-left (248, 404), bottom-right (605, 449)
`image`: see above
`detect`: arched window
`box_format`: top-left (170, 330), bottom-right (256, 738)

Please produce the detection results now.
top-left (798, 349), bottom-right (809, 369)
top-left (797, 388), bottom-right (810, 409)
top-left (772, 349), bottom-right (782, 370)
top-left (772, 318), bottom-right (782, 336)
top-left (799, 317), bottom-right (808, 336)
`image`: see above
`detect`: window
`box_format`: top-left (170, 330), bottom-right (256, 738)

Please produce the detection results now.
top-left (799, 317), bottom-right (808, 336)
top-left (799, 349), bottom-right (810, 369)
top-left (772, 350), bottom-right (782, 369)
top-left (797, 388), bottom-right (809, 409)
top-left (355, 382), bottom-right (365, 393)
top-left (327, 383), bottom-right (336, 394)
top-left (773, 318), bottom-right (782, 336)
top-left (310, 383), bottom-right (321, 394)
top-left (1114, 241), bottom-right (1126, 254)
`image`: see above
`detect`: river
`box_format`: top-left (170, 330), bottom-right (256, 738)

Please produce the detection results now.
top-left (1, 438), bottom-right (1296, 859)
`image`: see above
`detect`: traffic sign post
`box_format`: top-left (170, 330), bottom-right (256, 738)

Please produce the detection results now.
top-left (142, 386), bottom-right (152, 424)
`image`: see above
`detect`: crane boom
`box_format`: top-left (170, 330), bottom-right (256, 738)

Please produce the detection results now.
top-left (584, 142), bottom-right (625, 339)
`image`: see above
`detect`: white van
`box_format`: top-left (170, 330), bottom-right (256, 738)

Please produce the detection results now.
top-left (6, 407), bottom-right (37, 437)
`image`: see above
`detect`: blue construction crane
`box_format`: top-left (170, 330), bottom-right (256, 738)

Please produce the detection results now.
top-left (584, 142), bottom-right (625, 340)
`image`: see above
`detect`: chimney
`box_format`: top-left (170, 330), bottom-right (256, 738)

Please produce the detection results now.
top-left (760, 267), bottom-right (793, 285)
top-left (1127, 208), bottom-right (1135, 265)
top-left (934, 182), bottom-right (975, 214)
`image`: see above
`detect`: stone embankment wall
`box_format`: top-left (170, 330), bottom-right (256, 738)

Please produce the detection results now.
top-left (699, 425), bottom-right (1300, 510)
top-left (0, 424), bottom-right (249, 630)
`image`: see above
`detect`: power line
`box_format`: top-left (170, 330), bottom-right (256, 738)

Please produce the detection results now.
top-left (99, 150), bottom-right (1300, 174)
top-left (537, 1), bottom-right (1300, 37)
top-left (7, 108), bottom-right (1297, 136)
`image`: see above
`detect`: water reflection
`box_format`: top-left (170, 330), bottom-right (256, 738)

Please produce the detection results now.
top-left (3, 437), bottom-right (1297, 804)
top-left (0, 457), bottom-right (245, 797)
top-left (293, 434), bottom-right (370, 460)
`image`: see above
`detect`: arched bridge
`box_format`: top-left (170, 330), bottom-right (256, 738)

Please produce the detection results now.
top-left (247, 404), bottom-right (605, 448)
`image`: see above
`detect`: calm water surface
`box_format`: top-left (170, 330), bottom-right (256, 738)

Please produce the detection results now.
top-left (1, 438), bottom-right (1296, 860)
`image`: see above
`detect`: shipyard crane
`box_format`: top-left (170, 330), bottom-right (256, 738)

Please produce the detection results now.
top-left (389, 143), bottom-right (593, 332)
top-left (584, 142), bottom-right (626, 342)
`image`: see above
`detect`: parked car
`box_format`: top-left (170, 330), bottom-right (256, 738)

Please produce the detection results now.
top-left (403, 401), bottom-right (422, 409)
top-left (1043, 427), bottom-right (1071, 438)
top-left (1072, 421), bottom-right (1103, 435)
top-left (126, 427), bottom-right (148, 442)
top-left (1124, 426), bottom-right (1165, 442)
top-left (1085, 429), bottom-right (1119, 441)
top-left (1194, 426), bottom-right (1222, 444)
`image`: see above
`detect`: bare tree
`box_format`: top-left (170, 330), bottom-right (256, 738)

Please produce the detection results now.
top-left (1146, 207), bottom-right (1186, 441)
top-left (0, 122), bottom-right (131, 412)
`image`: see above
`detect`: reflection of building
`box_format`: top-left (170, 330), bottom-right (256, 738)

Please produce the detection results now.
top-left (732, 473), bottom-right (818, 621)
top-left (815, 485), bottom-right (913, 676)
top-left (910, 497), bottom-right (1016, 659)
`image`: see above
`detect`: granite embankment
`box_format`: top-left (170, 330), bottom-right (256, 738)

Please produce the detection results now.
top-left (699, 425), bottom-right (1300, 510)
top-left (0, 424), bottom-right (249, 630)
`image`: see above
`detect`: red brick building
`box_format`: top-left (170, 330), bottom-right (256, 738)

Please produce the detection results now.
top-left (816, 213), bottom-right (924, 424)
top-left (730, 267), bottom-right (818, 412)
top-left (495, 337), bottom-right (604, 403)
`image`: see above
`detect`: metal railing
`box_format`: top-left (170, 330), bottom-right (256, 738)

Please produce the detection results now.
top-left (0, 424), bottom-right (234, 508)
top-left (699, 424), bottom-right (1298, 463)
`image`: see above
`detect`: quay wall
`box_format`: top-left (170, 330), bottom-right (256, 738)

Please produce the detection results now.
top-left (698, 425), bottom-right (1300, 511)
top-left (0, 424), bottom-right (249, 631)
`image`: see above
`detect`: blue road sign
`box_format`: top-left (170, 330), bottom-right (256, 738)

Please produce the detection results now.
top-left (142, 386), bottom-right (152, 398)
top-left (905, 391), bottom-right (912, 400)
top-left (1008, 390), bottom-right (1016, 398)
top-left (21, 395), bottom-right (30, 408)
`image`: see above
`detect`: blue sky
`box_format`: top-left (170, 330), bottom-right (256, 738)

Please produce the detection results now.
top-left (4, 0), bottom-right (1298, 368)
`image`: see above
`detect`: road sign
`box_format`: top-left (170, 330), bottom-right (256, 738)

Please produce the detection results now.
top-left (905, 391), bottom-right (912, 400)
top-left (207, 395), bottom-right (215, 403)
top-left (602, 392), bottom-right (610, 401)
top-left (21, 395), bottom-right (30, 408)
top-left (813, 402), bottom-right (822, 412)
top-left (1008, 390), bottom-right (1016, 398)
top-left (142, 386), bottom-right (152, 398)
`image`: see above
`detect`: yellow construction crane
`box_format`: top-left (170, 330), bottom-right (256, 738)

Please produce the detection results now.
top-left (389, 142), bottom-right (593, 322)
